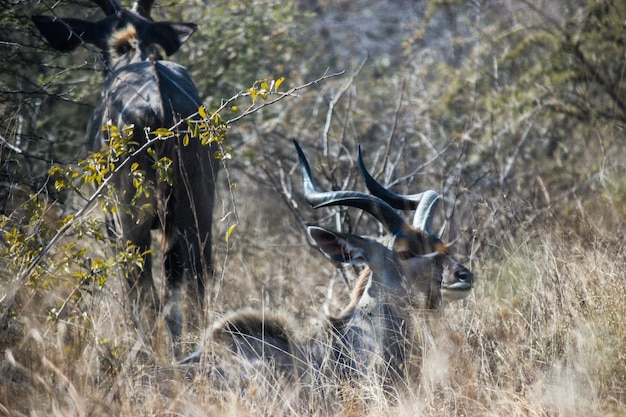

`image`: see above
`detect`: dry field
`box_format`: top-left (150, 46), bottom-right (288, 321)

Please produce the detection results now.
top-left (1, 173), bottom-right (624, 417)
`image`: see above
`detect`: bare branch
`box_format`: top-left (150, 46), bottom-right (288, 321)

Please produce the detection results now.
top-left (321, 59), bottom-right (366, 157)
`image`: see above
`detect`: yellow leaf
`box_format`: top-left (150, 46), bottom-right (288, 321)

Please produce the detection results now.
top-left (231, 105), bottom-right (239, 112)
top-left (261, 81), bottom-right (269, 91)
top-left (152, 128), bottom-right (173, 136)
top-left (198, 105), bottom-right (207, 119)
top-left (183, 134), bottom-right (190, 146)
top-left (225, 223), bottom-right (237, 243)
top-left (275, 77), bottom-right (285, 91)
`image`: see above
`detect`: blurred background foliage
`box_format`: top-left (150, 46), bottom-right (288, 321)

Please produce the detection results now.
top-left (1, 0), bottom-right (623, 238)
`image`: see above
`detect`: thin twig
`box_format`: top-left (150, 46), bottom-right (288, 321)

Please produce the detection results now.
top-left (322, 59), bottom-right (366, 157)
top-left (227, 71), bottom-right (345, 125)
top-left (378, 79), bottom-right (406, 183)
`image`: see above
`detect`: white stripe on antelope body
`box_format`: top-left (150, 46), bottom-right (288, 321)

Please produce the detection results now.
top-left (183, 140), bottom-right (473, 390)
top-left (32, 0), bottom-right (219, 354)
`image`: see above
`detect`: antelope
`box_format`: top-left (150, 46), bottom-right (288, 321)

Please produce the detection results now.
top-left (183, 141), bottom-right (473, 391)
top-left (32, 0), bottom-right (219, 351)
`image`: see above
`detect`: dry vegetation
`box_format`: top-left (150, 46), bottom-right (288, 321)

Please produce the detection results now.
top-left (1, 0), bottom-right (625, 416)
top-left (1, 213), bottom-right (624, 416)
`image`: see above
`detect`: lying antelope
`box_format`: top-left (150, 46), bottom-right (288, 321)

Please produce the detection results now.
top-left (32, 0), bottom-right (219, 350)
top-left (184, 141), bottom-right (473, 390)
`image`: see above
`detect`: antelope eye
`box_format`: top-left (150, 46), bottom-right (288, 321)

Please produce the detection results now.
top-left (433, 252), bottom-right (450, 266)
top-left (396, 251), bottom-right (414, 260)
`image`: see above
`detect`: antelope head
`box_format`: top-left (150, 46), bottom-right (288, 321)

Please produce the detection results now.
top-left (295, 141), bottom-right (474, 311)
top-left (32, 0), bottom-right (197, 70)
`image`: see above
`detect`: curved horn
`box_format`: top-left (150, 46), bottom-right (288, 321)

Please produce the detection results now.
top-left (357, 144), bottom-right (427, 210)
top-left (412, 190), bottom-right (440, 234)
top-left (132, 0), bottom-right (154, 18)
top-left (357, 144), bottom-right (441, 234)
top-left (92, 0), bottom-right (122, 15)
top-left (294, 140), bottom-right (406, 235)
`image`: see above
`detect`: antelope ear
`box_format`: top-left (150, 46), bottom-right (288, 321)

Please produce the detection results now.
top-left (307, 226), bottom-right (368, 265)
top-left (149, 22), bottom-right (197, 56)
top-left (32, 16), bottom-right (99, 51)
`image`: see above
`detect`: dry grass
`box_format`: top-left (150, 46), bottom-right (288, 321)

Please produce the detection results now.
top-left (1, 201), bottom-right (624, 417)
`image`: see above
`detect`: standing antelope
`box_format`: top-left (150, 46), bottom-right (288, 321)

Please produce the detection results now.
top-left (184, 141), bottom-right (473, 391)
top-left (32, 0), bottom-right (219, 351)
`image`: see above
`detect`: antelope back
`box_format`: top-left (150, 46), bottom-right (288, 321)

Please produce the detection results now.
top-left (210, 309), bottom-right (300, 381)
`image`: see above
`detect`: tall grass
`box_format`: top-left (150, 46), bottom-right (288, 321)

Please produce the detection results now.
top-left (1, 208), bottom-right (624, 416)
